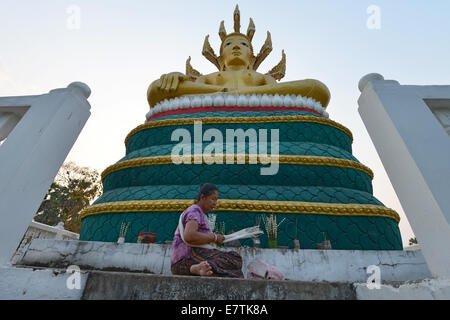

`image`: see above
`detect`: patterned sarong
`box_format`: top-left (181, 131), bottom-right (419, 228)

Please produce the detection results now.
top-left (171, 247), bottom-right (244, 278)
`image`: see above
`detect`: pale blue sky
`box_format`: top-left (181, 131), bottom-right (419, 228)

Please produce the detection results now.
top-left (1, 0), bottom-right (449, 246)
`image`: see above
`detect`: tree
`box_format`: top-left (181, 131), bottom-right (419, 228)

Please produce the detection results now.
top-left (408, 237), bottom-right (418, 246)
top-left (34, 162), bottom-right (102, 233)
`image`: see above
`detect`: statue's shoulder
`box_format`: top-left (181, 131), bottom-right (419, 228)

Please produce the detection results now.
top-left (209, 71), bottom-right (225, 77)
top-left (198, 71), bottom-right (223, 79)
top-left (248, 70), bottom-right (277, 84)
top-left (196, 71), bottom-right (222, 84)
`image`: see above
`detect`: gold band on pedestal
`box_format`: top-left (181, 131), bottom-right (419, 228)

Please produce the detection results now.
top-left (100, 154), bottom-right (373, 182)
top-left (79, 199), bottom-right (400, 223)
top-left (124, 115), bottom-right (353, 145)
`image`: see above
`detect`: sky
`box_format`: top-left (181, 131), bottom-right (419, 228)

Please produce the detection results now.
top-left (1, 0), bottom-right (449, 247)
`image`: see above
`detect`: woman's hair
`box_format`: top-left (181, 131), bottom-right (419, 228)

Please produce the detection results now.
top-left (195, 183), bottom-right (218, 202)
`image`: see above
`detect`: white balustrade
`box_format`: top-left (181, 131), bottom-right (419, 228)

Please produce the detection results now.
top-left (11, 221), bottom-right (79, 264)
top-left (358, 73), bottom-right (450, 279)
top-left (0, 82), bottom-right (91, 266)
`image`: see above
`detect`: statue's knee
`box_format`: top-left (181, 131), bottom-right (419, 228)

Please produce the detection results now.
top-left (150, 79), bottom-right (162, 90)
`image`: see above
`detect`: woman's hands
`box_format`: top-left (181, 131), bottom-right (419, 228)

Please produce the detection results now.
top-left (214, 233), bottom-right (225, 245)
top-left (184, 220), bottom-right (225, 246)
top-left (157, 72), bottom-right (187, 92)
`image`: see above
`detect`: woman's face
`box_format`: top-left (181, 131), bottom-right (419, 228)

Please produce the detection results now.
top-left (201, 190), bottom-right (218, 212)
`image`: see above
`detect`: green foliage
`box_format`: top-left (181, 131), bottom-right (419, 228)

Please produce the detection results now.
top-left (33, 162), bottom-right (102, 234)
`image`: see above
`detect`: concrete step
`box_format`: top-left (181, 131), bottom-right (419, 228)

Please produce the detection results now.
top-left (81, 270), bottom-right (356, 300)
top-left (12, 239), bottom-right (448, 300)
top-left (2, 265), bottom-right (449, 300)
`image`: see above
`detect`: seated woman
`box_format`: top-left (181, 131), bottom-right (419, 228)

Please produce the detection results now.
top-left (170, 183), bottom-right (244, 278)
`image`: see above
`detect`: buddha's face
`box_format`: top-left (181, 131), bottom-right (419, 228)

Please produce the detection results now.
top-left (221, 34), bottom-right (253, 70)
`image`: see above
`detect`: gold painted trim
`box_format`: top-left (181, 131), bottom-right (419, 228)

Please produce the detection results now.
top-left (101, 154), bottom-right (373, 181)
top-left (124, 115), bottom-right (353, 145)
top-left (79, 199), bottom-right (400, 223)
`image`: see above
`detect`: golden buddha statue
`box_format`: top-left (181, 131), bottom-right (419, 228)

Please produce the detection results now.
top-left (147, 5), bottom-right (330, 109)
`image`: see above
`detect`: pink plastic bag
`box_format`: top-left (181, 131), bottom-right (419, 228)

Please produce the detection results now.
top-left (246, 259), bottom-right (284, 280)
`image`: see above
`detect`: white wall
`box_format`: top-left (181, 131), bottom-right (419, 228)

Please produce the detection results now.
top-left (17, 239), bottom-right (432, 283)
top-left (0, 82), bottom-right (91, 266)
top-left (358, 74), bottom-right (450, 279)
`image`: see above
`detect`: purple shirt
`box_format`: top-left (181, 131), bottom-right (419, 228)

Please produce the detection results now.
top-left (170, 204), bottom-right (212, 265)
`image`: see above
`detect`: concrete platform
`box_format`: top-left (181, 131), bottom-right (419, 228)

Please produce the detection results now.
top-left (3, 238), bottom-right (447, 300)
top-left (1, 264), bottom-right (448, 300)
top-left (13, 239), bottom-right (432, 283)
top-left (0, 265), bottom-right (88, 300)
top-left (81, 270), bottom-right (356, 300)
top-left (0, 264), bottom-right (355, 300)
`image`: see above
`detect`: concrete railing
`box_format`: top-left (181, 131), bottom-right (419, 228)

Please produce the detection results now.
top-left (11, 221), bottom-right (79, 264)
top-left (15, 239), bottom-right (432, 283)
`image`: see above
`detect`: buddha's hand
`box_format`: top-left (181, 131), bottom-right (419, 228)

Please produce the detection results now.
top-left (157, 72), bottom-right (188, 92)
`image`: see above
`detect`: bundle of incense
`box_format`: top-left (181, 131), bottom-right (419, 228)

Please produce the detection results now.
top-left (223, 226), bottom-right (264, 243)
top-left (178, 213), bottom-right (263, 249)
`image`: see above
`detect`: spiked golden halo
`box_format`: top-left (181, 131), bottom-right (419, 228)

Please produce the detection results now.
top-left (186, 5), bottom-right (286, 81)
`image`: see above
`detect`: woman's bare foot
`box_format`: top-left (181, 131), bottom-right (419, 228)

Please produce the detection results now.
top-left (190, 261), bottom-right (214, 276)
